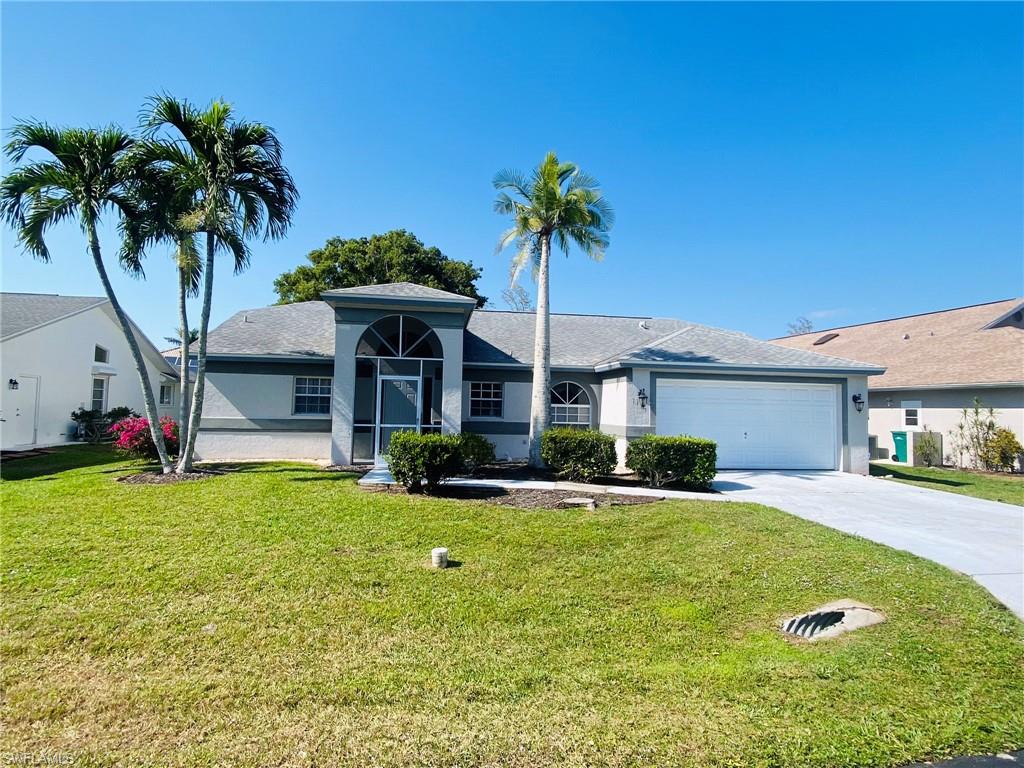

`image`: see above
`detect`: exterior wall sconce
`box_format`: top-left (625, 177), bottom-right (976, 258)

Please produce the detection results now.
top-left (852, 394), bottom-right (865, 413)
top-left (885, 396), bottom-right (894, 408)
top-left (7, 378), bottom-right (18, 391)
top-left (637, 388), bottom-right (649, 409)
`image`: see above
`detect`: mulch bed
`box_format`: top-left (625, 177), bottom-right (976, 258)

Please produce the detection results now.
top-left (117, 469), bottom-right (225, 485)
top-left (470, 461), bottom-right (718, 494)
top-left (325, 464), bottom-right (373, 475)
top-left (363, 484), bottom-right (661, 509)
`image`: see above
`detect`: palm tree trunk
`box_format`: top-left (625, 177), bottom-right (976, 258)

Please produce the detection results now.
top-left (85, 218), bottom-right (173, 473)
top-left (177, 232), bottom-right (215, 472)
top-left (527, 234), bottom-right (552, 468)
top-left (176, 265), bottom-right (191, 441)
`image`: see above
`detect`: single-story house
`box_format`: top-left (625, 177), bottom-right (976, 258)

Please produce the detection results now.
top-left (0, 293), bottom-right (179, 451)
top-left (195, 282), bottom-right (883, 474)
top-left (772, 299), bottom-right (1024, 463)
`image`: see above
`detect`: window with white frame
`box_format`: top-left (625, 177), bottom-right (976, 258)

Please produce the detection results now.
top-left (94, 345), bottom-right (109, 363)
top-left (902, 400), bottom-right (921, 427)
top-left (294, 377), bottom-right (332, 415)
top-left (469, 382), bottom-right (503, 418)
top-left (550, 382), bottom-right (591, 427)
top-left (159, 384), bottom-right (174, 406)
top-left (91, 377), bottom-right (107, 412)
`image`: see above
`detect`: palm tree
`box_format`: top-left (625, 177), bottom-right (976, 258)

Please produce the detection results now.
top-left (121, 165), bottom-right (203, 441)
top-left (0, 122), bottom-right (175, 473)
top-left (134, 95), bottom-right (298, 472)
top-left (493, 152), bottom-right (613, 467)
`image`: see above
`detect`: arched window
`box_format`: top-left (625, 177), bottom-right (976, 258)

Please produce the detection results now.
top-left (356, 315), bottom-right (442, 359)
top-left (550, 382), bottom-right (591, 427)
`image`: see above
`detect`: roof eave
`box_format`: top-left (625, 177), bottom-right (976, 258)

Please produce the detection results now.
top-left (602, 359), bottom-right (886, 376)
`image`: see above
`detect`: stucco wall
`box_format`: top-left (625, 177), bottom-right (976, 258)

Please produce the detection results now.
top-left (0, 305), bottom-right (175, 450)
top-left (460, 367), bottom-right (604, 461)
top-left (195, 359), bottom-right (333, 461)
top-left (868, 386), bottom-right (1024, 463)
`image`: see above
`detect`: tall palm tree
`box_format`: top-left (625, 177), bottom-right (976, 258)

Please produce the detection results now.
top-left (134, 95), bottom-right (298, 472)
top-left (120, 165), bottom-right (203, 442)
top-left (0, 122), bottom-right (175, 472)
top-left (494, 152), bottom-right (613, 467)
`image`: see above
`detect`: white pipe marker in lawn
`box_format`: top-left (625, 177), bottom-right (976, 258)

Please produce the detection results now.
top-left (431, 547), bottom-right (449, 569)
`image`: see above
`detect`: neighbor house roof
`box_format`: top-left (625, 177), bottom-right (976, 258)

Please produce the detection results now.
top-left (771, 299), bottom-right (1024, 389)
top-left (207, 297), bottom-right (883, 374)
top-left (1, 292), bottom-right (107, 340)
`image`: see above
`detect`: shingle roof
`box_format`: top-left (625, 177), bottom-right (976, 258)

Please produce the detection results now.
top-left (771, 299), bottom-right (1024, 388)
top-left (206, 301), bottom-right (336, 358)
top-left (206, 298), bottom-right (882, 373)
top-left (620, 324), bottom-right (882, 371)
top-left (322, 282), bottom-right (477, 304)
top-left (1, 293), bottom-right (107, 340)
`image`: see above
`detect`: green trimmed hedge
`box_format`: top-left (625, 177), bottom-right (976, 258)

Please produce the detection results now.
top-left (386, 432), bottom-right (497, 492)
top-left (540, 428), bottom-right (617, 482)
top-left (387, 432), bottom-right (465, 492)
top-left (625, 434), bottom-right (717, 489)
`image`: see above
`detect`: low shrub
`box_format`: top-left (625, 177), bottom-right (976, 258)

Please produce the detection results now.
top-left (108, 416), bottom-right (179, 459)
top-left (625, 434), bottom-right (717, 489)
top-left (540, 428), bottom-right (617, 482)
top-left (459, 432), bottom-right (496, 473)
top-left (387, 432), bottom-right (465, 492)
top-left (981, 428), bottom-right (1023, 472)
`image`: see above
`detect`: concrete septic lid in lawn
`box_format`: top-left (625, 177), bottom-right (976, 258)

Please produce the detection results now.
top-left (780, 599), bottom-right (885, 641)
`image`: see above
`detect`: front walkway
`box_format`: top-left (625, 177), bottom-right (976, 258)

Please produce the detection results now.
top-left (715, 470), bottom-right (1024, 619)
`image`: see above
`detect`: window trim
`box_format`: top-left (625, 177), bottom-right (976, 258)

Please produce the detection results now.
top-left (91, 376), bottom-right (108, 412)
top-left (159, 384), bottom-right (174, 406)
top-left (550, 381), bottom-right (593, 427)
top-left (469, 381), bottom-right (504, 420)
top-left (292, 375), bottom-right (333, 416)
top-left (901, 400), bottom-right (921, 428)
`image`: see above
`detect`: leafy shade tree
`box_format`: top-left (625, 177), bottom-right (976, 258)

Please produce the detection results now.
top-left (273, 230), bottom-right (486, 307)
top-left (136, 95), bottom-right (298, 472)
top-left (494, 152), bottom-right (613, 467)
top-left (0, 122), bottom-right (174, 472)
top-left (787, 316), bottom-right (814, 336)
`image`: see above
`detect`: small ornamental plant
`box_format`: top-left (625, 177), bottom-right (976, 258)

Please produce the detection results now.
top-left (108, 416), bottom-right (179, 460)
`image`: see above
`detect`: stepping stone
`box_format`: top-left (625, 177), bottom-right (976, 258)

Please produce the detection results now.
top-left (560, 497), bottom-right (596, 510)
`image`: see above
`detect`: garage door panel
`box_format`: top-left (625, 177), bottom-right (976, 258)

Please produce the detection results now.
top-left (655, 380), bottom-right (838, 470)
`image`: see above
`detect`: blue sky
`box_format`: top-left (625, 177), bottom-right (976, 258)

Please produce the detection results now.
top-left (2, 2), bottom-right (1021, 345)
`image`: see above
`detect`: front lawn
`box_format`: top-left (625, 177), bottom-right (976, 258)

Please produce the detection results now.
top-left (3, 447), bottom-right (1023, 767)
top-left (870, 461), bottom-right (1024, 505)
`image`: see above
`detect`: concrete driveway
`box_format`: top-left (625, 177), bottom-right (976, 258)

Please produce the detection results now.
top-left (714, 471), bottom-right (1024, 619)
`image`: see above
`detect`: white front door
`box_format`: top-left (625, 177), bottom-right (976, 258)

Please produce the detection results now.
top-left (376, 375), bottom-right (420, 463)
top-left (1, 375), bottom-right (40, 450)
top-left (656, 379), bottom-right (839, 470)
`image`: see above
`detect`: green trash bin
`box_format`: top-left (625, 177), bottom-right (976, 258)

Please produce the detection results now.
top-left (891, 431), bottom-right (908, 463)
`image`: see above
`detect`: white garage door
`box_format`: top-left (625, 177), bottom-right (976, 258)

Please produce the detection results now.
top-left (656, 380), bottom-right (839, 470)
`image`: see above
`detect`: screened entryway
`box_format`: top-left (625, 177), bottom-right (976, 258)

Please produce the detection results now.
top-left (352, 315), bottom-right (444, 463)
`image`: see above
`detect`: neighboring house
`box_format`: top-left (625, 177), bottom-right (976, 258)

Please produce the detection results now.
top-left (772, 299), bottom-right (1024, 462)
top-left (0, 293), bottom-right (179, 451)
top-left (194, 282), bottom-right (883, 473)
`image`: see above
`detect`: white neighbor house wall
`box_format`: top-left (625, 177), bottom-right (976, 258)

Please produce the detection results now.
top-left (868, 386), bottom-right (1023, 463)
top-left (0, 304), bottom-right (175, 450)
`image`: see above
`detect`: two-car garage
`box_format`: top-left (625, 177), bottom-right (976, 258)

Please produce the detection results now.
top-left (655, 379), bottom-right (840, 470)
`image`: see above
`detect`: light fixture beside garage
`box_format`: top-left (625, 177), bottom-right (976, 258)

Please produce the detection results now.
top-left (852, 394), bottom-right (865, 413)
top-left (7, 378), bottom-right (18, 391)
top-left (637, 388), bottom-right (648, 409)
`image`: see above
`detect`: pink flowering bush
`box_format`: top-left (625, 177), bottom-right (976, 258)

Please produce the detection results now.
top-left (108, 416), bottom-right (179, 459)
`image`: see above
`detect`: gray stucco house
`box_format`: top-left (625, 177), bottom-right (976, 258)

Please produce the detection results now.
top-left (195, 283), bottom-right (884, 473)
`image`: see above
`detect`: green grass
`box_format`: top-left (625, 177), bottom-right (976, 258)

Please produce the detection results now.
top-left (2, 446), bottom-right (1023, 767)
top-left (870, 461), bottom-right (1024, 505)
